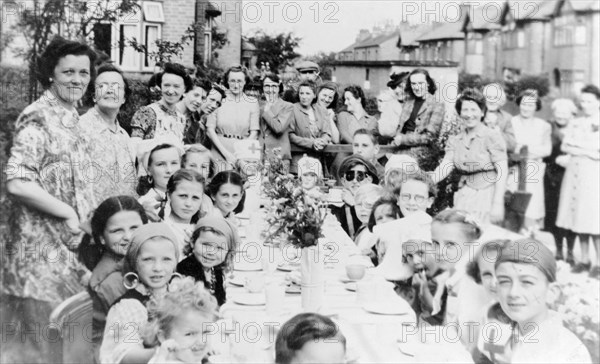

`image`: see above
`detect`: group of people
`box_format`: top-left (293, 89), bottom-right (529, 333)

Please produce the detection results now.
top-left (1, 35), bottom-right (599, 364)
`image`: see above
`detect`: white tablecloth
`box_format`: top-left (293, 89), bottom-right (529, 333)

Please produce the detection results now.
top-left (209, 211), bottom-right (473, 363)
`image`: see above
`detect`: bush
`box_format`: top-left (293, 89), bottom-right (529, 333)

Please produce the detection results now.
top-left (458, 72), bottom-right (492, 93)
top-left (118, 77), bottom-right (153, 135)
top-left (505, 74), bottom-right (550, 100)
top-left (1, 65), bottom-right (30, 163)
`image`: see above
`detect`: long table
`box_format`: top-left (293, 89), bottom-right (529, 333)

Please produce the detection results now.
top-left (208, 211), bottom-right (473, 363)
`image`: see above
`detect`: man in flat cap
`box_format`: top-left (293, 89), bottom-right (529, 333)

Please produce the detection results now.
top-left (282, 60), bottom-right (323, 103)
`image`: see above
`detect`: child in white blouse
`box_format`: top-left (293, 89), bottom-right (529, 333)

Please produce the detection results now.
top-left (160, 169), bottom-right (208, 258)
top-left (100, 223), bottom-right (181, 364)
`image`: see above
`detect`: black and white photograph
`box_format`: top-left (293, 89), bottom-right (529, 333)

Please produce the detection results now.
top-left (1, 0), bottom-right (599, 363)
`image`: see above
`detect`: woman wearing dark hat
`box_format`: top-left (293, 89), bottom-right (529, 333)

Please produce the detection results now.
top-left (330, 155), bottom-right (379, 237)
top-left (387, 71), bottom-right (409, 103)
top-left (393, 68), bottom-right (446, 171)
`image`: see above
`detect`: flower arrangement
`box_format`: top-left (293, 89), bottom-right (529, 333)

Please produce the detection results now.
top-left (547, 261), bottom-right (600, 363)
top-left (261, 150), bottom-right (326, 249)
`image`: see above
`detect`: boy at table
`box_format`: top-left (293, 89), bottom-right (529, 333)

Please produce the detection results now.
top-left (275, 312), bottom-right (347, 364)
top-left (474, 238), bottom-right (592, 364)
top-left (352, 128), bottom-right (385, 181)
top-left (399, 239), bottom-right (449, 326)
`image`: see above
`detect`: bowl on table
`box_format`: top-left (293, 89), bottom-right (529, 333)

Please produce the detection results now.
top-left (345, 264), bottom-right (366, 281)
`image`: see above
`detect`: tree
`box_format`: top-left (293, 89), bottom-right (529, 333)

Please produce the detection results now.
top-left (307, 51), bottom-right (337, 81)
top-left (14, 0), bottom-right (139, 102)
top-left (127, 23), bottom-right (197, 66)
top-left (246, 30), bottom-right (301, 72)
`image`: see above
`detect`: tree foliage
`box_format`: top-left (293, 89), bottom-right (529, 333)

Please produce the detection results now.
top-left (307, 51), bottom-right (336, 81)
top-left (246, 30), bottom-right (301, 72)
top-left (13, 0), bottom-right (139, 102)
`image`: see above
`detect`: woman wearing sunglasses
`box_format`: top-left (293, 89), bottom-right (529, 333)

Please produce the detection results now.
top-left (330, 155), bottom-right (379, 237)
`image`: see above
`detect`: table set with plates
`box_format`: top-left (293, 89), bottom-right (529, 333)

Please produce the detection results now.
top-left (207, 210), bottom-right (473, 363)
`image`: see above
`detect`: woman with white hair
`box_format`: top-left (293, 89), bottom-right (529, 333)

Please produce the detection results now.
top-left (482, 83), bottom-right (517, 153)
top-left (377, 89), bottom-right (403, 139)
top-left (544, 98), bottom-right (578, 264)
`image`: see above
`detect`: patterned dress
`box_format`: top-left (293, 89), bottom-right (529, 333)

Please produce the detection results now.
top-left (80, 107), bottom-right (137, 202)
top-left (130, 102), bottom-right (186, 141)
top-left (2, 91), bottom-right (97, 304)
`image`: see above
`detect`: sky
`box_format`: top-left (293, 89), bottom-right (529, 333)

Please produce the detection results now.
top-left (241, 0), bottom-right (506, 56)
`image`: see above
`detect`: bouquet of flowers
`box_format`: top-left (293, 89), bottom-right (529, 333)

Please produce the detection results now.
top-left (548, 261), bottom-right (600, 363)
top-left (261, 150), bottom-right (326, 249)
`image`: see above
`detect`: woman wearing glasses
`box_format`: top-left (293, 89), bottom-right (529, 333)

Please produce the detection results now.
top-left (206, 66), bottom-right (260, 171)
top-left (431, 88), bottom-right (508, 225)
top-left (80, 63), bottom-right (136, 201)
top-left (260, 73), bottom-right (293, 170)
top-left (393, 68), bottom-right (445, 171)
top-left (288, 81), bottom-right (332, 174)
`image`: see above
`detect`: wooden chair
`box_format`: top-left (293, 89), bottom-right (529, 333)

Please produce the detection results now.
top-left (48, 291), bottom-right (93, 364)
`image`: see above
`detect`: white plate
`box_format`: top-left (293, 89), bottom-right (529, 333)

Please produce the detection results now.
top-left (362, 302), bottom-right (408, 315)
top-left (344, 282), bottom-right (357, 292)
top-left (234, 262), bottom-right (263, 272)
top-left (228, 276), bottom-right (245, 287)
top-left (232, 293), bottom-right (266, 306)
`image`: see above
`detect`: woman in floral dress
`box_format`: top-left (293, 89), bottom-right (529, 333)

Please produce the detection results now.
top-left (2, 37), bottom-right (98, 362)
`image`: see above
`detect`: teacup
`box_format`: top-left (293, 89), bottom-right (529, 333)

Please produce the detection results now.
top-left (345, 264), bottom-right (366, 281)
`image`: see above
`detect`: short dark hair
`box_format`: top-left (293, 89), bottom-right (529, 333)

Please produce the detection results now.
top-left (404, 68), bottom-right (437, 97)
top-left (37, 36), bottom-right (97, 89)
top-left (275, 313), bottom-right (346, 364)
top-left (91, 63), bottom-right (131, 105)
top-left (581, 84), bottom-right (600, 100)
top-left (367, 195), bottom-right (400, 232)
top-left (455, 88), bottom-right (487, 119)
top-left (155, 62), bottom-right (193, 93)
top-left (191, 77), bottom-right (212, 93)
top-left (316, 82), bottom-right (339, 109)
top-left (207, 171), bottom-right (246, 214)
top-left (223, 65), bottom-right (249, 89)
top-left (298, 81), bottom-right (317, 97)
top-left (343, 85), bottom-right (366, 109)
top-left (262, 73), bottom-right (284, 94)
top-left (516, 90), bottom-right (542, 111)
top-left (353, 128), bottom-right (379, 145)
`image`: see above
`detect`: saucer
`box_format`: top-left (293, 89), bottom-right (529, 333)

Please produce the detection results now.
top-left (232, 293), bottom-right (266, 306)
top-left (344, 282), bottom-right (357, 292)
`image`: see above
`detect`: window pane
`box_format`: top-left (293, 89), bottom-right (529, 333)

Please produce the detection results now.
top-left (119, 24), bottom-right (138, 69)
top-left (143, 2), bottom-right (165, 22)
top-left (575, 25), bottom-right (586, 45)
top-left (145, 25), bottom-right (159, 67)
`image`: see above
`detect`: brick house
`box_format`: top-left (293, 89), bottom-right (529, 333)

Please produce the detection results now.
top-left (546, 0), bottom-right (600, 95)
top-left (462, 5), bottom-right (502, 78)
top-left (416, 21), bottom-right (465, 70)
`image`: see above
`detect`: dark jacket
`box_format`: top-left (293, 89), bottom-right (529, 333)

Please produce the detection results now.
top-left (260, 98), bottom-right (293, 160)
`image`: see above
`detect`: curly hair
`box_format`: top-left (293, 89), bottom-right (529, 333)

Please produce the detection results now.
top-left (37, 36), bottom-right (97, 89)
top-left (391, 169), bottom-right (438, 199)
top-left (223, 65), bottom-right (249, 90)
top-left (367, 195), bottom-right (400, 232)
top-left (207, 171), bottom-right (246, 214)
top-left (516, 89), bottom-right (542, 111)
top-left (155, 62), bottom-right (194, 93)
top-left (143, 277), bottom-right (218, 346)
top-left (343, 84), bottom-right (366, 109)
top-left (455, 88), bottom-right (487, 118)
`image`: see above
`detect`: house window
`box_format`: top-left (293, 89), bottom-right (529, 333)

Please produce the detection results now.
top-left (95, 1), bottom-right (165, 72)
top-left (144, 24), bottom-right (161, 68)
top-left (554, 15), bottom-right (587, 46)
top-left (467, 33), bottom-right (483, 54)
top-left (365, 68), bottom-right (370, 81)
top-left (503, 28), bottom-right (525, 49)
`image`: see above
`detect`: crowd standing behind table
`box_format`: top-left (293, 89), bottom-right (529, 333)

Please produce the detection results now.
top-left (1, 36), bottom-right (599, 364)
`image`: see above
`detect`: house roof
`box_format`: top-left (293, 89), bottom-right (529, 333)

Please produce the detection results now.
top-left (462, 5), bottom-right (502, 32)
top-left (554, 0), bottom-right (600, 14)
top-left (501, 0), bottom-right (556, 23)
top-left (354, 32), bottom-right (399, 49)
top-left (339, 42), bottom-right (358, 53)
top-left (397, 27), bottom-right (429, 47)
top-left (416, 22), bottom-right (464, 42)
